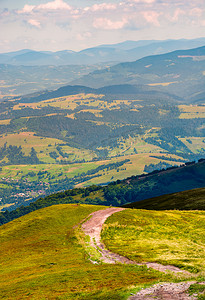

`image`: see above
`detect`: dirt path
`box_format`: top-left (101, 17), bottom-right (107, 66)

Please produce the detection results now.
top-left (81, 207), bottom-right (200, 300)
top-left (81, 207), bottom-right (190, 275)
top-left (81, 207), bottom-right (133, 264)
top-left (128, 282), bottom-right (197, 300)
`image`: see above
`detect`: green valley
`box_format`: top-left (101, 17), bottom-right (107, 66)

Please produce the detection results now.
top-left (0, 86), bottom-right (205, 210)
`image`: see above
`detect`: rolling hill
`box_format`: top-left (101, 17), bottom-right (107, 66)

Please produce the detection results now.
top-left (0, 203), bottom-right (204, 298)
top-left (0, 63), bottom-right (110, 96)
top-left (1, 159), bottom-right (205, 225)
top-left (0, 81), bottom-right (205, 210)
top-left (123, 187), bottom-right (205, 210)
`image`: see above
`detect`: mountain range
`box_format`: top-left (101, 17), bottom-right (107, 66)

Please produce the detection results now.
top-left (1, 38), bottom-right (205, 66)
top-left (72, 45), bottom-right (205, 103)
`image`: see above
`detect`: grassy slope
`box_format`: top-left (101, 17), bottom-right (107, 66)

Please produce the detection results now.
top-left (0, 204), bottom-right (170, 300)
top-left (102, 209), bottom-right (205, 274)
top-left (123, 187), bottom-right (205, 210)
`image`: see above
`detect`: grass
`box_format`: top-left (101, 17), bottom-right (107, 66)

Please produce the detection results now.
top-left (178, 137), bottom-right (205, 154)
top-left (0, 204), bottom-right (173, 299)
top-left (79, 153), bottom-right (182, 187)
top-left (179, 105), bottom-right (205, 119)
top-left (189, 283), bottom-right (205, 299)
top-left (101, 209), bottom-right (205, 274)
top-left (0, 132), bottom-right (95, 163)
top-left (123, 187), bottom-right (205, 210)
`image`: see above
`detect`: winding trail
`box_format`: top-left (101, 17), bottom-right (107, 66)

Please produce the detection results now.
top-left (81, 207), bottom-right (201, 299)
top-left (81, 207), bottom-right (190, 274)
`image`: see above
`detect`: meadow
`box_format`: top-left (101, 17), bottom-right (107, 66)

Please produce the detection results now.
top-left (0, 204), bottom-right (175, 299)
top-left (102, 209), bottom-right (205, 274)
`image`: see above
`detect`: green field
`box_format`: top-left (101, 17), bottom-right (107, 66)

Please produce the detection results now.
top-left (0, 204), bottom-right (176, 299)
top-left (102, 209), bottom-right (205, 274)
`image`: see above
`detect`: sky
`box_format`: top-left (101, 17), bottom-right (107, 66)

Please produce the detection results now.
top-left (0, 0), bottom-right (205, 52)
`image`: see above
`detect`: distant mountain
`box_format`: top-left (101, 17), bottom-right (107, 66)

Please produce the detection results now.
top-left (1, 38), bottom-right (205, 66)
top-left (16, 83), bottom-right (181, 104)
top-left (0, 63), bottom-right (110, 95)
top-left (72, 45), bottom-right (205, 102)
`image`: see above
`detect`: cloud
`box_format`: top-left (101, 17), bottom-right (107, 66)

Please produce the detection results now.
top-left (84, 3), bottom-right (117, 12)
top-left (129, 0), bottom-right (156, 3)
top-left (28, 19), bottom-right (41, 28)
top-left (189, 7), bottom-right (203, 17)
top-left (18, 5), bottom-right (35, 14)
top-left (141, 11), bottom-right (161, 26)
top-left (172, 8), bottom-right (186, 21)
top-left (38, 0), bottom-right (71, 11)
top-left (93, 17), bottom-right (128, 30)
top-left (18, 0), bottom-right (71, 14)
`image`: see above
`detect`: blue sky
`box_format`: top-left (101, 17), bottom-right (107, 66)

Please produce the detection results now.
top-left (0, 0), bottom-right (205, 52)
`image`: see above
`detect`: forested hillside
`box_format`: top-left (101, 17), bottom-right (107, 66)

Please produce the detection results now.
top-left (0, 159), bottom-right (204, 225)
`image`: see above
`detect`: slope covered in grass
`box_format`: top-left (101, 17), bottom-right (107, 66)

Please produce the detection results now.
top-left (1, 160), bottom-right (205, 226)
top-left (102, 209), bottom-right (205, 274)
top-left (0, 204), bottom-right (170, 300)
top-left (123, 187), bottom-right (205, 210)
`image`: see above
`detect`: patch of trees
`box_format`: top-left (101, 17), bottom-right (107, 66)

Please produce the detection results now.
top-left (149, 155), bottom-right (185, 163)
top-left (56, 145), bottom-right (70, 158)
top-left (144, 161), bottom-right (176, 173)
top-left (0, 143), bottom-right (40, 165)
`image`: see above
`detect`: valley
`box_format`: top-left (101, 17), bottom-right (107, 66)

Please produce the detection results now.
top-left (0, 82), bottom-right (205, 210)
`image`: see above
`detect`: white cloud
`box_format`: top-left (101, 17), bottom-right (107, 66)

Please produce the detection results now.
top-left (19, 0), bottom-right (71, 14)
top-left (128, 0), bottom-right (156, 3)
top-left (93, 18), bottom-right (128, 30)
top-left (18, 5), bottom-right (35, 14)
top-left (141, 11), bottom-right (161, 26)
top-left (84, 3), bottom-right (117, 12)
top-left (38, 0), bottom-right (71, 11)
top-left (171, 8), bottom-right (186, 21)
top-left (28, 19), bottom-right (41, 28)
top-left (189, 7), bottom-right (203, 17)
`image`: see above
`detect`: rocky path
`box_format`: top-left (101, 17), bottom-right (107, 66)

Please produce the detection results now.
top-left (128, 282), bottom-right (198, 300)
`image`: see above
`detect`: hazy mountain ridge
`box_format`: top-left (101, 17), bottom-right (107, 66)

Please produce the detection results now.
top-left (0, 63), bottom-right (110, 96)
top-left (15, 83), bottom-right (182, 104)
top-left (1, 38), bottom-right (205, 66)
top-left (72, 45), bottom-right (205, 103)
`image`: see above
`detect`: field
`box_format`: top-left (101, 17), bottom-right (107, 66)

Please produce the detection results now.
top-left (0, 132), bottom-right (96, 164)
top-left (0, 204), bottom-right (175, 299)
top-left (102, 209), bottom-right (205, 274)
top-left (1, 92), bottom-right (205, 208)
top-left (179, 105), bottom-right (205, 119)
top-left (178, 137), bottom-right (205, 154)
